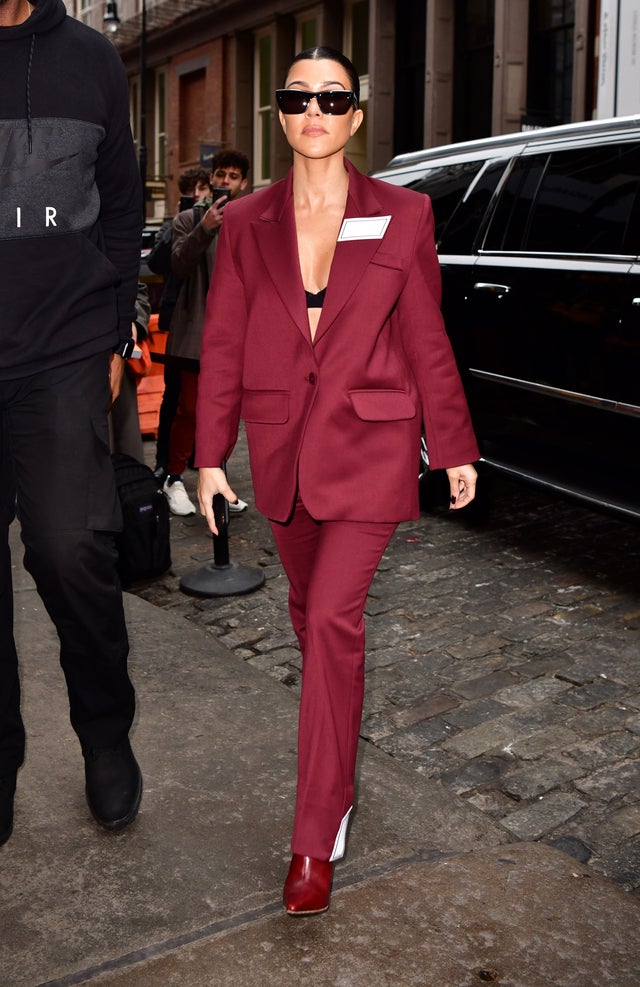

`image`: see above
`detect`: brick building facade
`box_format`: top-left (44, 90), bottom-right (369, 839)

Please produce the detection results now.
top-left (69, 1), bottom-right (637, 220)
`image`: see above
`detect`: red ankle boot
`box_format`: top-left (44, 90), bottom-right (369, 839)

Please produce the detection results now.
top-left (283, 853), bottom-right (333, 915)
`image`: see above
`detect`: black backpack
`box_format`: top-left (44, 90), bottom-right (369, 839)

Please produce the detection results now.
top-left (111, 454), bottom-right (171, 587)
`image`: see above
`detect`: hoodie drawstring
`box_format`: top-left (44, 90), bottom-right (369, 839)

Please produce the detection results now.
top-left (26, 33), bottom-right (35, 154)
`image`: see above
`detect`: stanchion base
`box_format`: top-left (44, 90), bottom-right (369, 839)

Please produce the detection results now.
top-left (180, 562), bottom-right (265, 598)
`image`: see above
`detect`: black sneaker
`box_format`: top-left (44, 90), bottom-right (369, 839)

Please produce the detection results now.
top-left (0, 774), bottom-right (16, 846)
top-left (84, 740), bottom-right (142, 831)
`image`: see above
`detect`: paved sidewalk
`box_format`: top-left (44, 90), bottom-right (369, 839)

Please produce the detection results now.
top-left (3, 552), bottom-right (639, 986)
top-left (138, 429), bottom-right (640, 897)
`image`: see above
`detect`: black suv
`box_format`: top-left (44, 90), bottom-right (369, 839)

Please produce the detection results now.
top-left (372, 116), bottom-right (640, 520)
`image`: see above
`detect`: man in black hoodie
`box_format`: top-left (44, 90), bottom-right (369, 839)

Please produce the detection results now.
top-left (0, 0), bottom-right (143, 845)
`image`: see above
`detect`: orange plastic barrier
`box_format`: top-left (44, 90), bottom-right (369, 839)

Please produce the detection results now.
top-left (137, 314), bottom-right (167, 437)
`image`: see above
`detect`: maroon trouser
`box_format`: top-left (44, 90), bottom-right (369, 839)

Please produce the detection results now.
top-left (167, 368), bottom-right (198, 477)
top-left (270, 496), bottom-right (396, 861)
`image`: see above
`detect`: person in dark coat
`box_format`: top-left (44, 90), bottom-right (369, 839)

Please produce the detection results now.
top-left (0, 0), bottom-right (143, 846)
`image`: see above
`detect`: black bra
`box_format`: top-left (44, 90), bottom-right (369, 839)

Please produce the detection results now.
top-left (305, 287), bottom-right (326, 309)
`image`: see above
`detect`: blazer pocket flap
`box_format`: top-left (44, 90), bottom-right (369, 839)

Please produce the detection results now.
top-left (349, 389), bottom-right (416, 421)
top-left (370, 249), bottom-right (404, 271)
top-left (241, 389), bottom-right (289, 424)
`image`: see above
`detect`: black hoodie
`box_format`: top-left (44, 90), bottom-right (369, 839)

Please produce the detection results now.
top-left (0, 0), bottom-right (142, 380)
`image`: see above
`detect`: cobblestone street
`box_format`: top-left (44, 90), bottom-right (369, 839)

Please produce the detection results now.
top-left (136, 429), bottom-right (640, 897)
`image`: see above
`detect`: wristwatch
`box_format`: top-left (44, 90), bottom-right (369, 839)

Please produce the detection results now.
top-left (113, 338), bottom-right (136, 359)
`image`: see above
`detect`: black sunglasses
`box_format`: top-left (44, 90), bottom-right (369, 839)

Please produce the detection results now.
top-left (275, 89), bottom-right (358, 115)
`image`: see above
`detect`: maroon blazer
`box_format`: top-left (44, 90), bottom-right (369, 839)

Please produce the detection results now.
top-left (195, 159), bottom-right (479, 523)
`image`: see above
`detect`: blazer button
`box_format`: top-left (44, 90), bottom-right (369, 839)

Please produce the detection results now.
top-left (307, 372), bottom-right (317, 384)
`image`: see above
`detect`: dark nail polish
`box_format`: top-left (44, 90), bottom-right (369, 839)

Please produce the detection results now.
top-left (450, 495), bottom-right (457, 504)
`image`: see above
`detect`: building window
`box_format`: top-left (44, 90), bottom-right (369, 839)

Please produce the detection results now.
top-left (394, 0), bottom-right (426, 153)
top-left (296, 8), bottom-right (320, 51)
top-left (155, 68), bottom-right (167, 179)
top-left (79, 0), bottom-right (97, 26)
top-left (344, 0), bottom-right (369, 98)
top-left (344, 0), bottom-right (369, 92)
top-left (527, 0), bottom-right (576, 126)
top-left (344, 0), bottom-right (369, 172)
top-left (453, 0), bottom-right (495, 142)
top-left (130, 77), bottom-right (140, 153)
top-left (179, 68), bottom-right (206, 165)
top-left (254, 31), bottom-right (272, 187)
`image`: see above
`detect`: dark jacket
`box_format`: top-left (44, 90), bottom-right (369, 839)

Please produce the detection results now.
top-left (166, 203), bottom-right (218, 364)
top-left (146, 218), bottom-right (183, 332)
top-left (0, 0), bottom-right (142, 380)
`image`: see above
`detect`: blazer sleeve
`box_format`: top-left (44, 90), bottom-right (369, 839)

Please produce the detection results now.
top-left (195, 211), bottom-right (246, 467)
top-left (395, 195), bottom-right (480, 470)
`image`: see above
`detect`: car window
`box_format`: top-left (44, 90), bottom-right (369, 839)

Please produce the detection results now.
top-left (438, 159), bottom-right (506, 253)
top-left (406, 160), bottom-right (485, 246)
top-left (483, 155), bottom-right (547, 251)
top-left (525, 142), bottom-right (640, 255)
top-left (485, 141), bottom-right (640, 255)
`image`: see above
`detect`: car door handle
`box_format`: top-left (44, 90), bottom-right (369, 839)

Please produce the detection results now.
top-left (473, 282), bottom-right (512, 296)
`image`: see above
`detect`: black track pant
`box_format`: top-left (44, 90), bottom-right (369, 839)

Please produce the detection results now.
top-left (0, 352), bottom-right (135, 776)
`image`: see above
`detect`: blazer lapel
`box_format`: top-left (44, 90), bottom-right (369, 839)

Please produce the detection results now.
top-left (250, 160), bottom-right (391, 346)
top-left (313, 160), bottom-right (389, 346)
top-left (250, 171), bottom-right (309, 342)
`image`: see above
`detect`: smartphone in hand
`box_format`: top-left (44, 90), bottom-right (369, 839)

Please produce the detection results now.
top-left (212, 188), bottom-right (230, 208)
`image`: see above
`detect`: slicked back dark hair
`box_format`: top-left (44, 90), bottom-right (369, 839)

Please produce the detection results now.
top-left (285, 46), bottom-right (360, 106)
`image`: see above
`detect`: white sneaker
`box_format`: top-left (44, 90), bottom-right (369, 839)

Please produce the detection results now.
top-left (163, 477), bottom-right (196, 516)
top-left (228, 498), bottom-right (248, 513)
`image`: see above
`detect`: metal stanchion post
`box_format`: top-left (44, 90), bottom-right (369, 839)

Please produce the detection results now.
top-left (179, 463), bottom-right (265, 597)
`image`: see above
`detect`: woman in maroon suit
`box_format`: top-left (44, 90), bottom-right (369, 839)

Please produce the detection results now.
top-left (196, 46), bottom-right (479, 915)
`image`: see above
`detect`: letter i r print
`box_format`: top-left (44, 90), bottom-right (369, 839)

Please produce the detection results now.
top-left (15, 207), bottom-right (57, 228)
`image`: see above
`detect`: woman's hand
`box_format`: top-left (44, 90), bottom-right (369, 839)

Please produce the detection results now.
top-left (446, 464), bottom-right (477, 510)
top-left (197, 467), bottom-right (238, 535)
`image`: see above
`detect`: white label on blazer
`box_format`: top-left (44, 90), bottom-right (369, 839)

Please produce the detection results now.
top-left (337, 216), bottom-right (391, 241)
